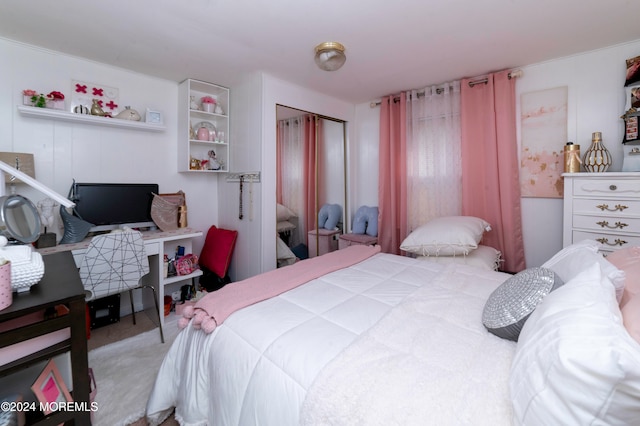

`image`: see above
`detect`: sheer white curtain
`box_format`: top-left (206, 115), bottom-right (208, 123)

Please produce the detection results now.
top-left (405, 82), bottom-right (462, 231)
top-left (277, 116), bottom-right (306, 247)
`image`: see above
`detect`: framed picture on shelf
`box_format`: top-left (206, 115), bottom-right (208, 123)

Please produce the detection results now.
top-left (31, 359), bottom-right (73, 414)
top-left (146, 108), bottom-right (163, 125)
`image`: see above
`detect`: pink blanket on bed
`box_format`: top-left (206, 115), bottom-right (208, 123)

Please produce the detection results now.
top-left (178, 244), bottom-right (381, 333)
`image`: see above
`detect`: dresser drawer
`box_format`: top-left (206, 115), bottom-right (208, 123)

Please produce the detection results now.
top-left (573, 178), bottom-right (640, 197)
top-left (572, 214), bottom-right (640, 233)
top-left (573, 198), bottom-right (640, 215)
top-left (572, 230), bottom-right (640, 249)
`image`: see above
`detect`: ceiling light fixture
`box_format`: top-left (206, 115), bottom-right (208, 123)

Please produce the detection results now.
top-left (314, 42), bottom-right (346, 71)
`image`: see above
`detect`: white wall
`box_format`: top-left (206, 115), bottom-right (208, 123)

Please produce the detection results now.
top-left (0, 37), bottom-right (217, 256)
top-left (351, 39), bottom-right (640, 268)
top-left (217, 71), bottom-right (264, 281)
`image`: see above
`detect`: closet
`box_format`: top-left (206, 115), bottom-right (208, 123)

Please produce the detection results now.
top-left (275, 104), bottom-right (347, 266)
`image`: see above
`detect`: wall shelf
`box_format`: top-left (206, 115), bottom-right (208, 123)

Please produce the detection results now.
top-left (178, 79), bottom-right (229, 173)
top-left (17, 105), bottom-right (166, 132)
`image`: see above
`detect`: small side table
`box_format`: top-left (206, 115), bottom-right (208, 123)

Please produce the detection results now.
top-left (308, 229), bottom-right (341, 257)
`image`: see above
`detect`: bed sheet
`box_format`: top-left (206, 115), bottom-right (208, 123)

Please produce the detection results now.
top-left (147, 253), bottom-right (511, 425)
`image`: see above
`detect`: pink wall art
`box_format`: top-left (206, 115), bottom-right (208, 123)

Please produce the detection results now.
top-left (519, 86), bottom-right (568, 198)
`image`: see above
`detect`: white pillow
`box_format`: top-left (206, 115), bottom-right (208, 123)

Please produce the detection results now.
top-left (510, 263), bottom-right (640, 425)
top-left (542, 239), bottom-right (625, 303)
top-left (276, 203), bottom-right (295, 222)
top-left (400, 216), bottom-right (491, 256)
top-left (416, 245), bottom-right (501, 271)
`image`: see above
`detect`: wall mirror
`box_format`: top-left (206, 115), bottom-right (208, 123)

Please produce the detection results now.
top-left (275, 104), bottom-right (347, 267)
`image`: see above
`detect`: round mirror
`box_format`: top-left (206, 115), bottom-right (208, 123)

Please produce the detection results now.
top-left (0, 195), bottom-right (41, 243)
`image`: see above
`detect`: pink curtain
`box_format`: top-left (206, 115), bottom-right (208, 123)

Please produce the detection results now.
top-left (378, 93), bottom-right (408, 254)
top-left (304, 115), bottom-right (317, 237)
top-left (460, 70), bottom-right (526, 273)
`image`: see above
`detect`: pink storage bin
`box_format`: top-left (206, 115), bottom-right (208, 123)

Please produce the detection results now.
top-left (0, 261), bottom-right (11, 311)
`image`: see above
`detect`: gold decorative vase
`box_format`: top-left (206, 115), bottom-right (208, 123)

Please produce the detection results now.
top-left (563, 142), bottom-right (581, 173)
top-left (582, 132), bottom-right (612, 172)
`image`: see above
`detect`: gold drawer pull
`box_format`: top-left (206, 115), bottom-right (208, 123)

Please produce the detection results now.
top-left (596, 204), bottom-right (629, 212)
top-left (596, 221), bottom-right (629, 229)
top-left (596, 238), bottom-right (628, 247)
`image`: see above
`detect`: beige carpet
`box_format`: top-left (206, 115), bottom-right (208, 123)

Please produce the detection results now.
top-left (88, 312), bottom-right (180, 426)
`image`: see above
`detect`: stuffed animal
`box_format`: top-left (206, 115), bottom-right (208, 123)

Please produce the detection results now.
top-left (352, 205), bottom-right (378, 237)
top-left (318, 204), bottom-right (342, 230)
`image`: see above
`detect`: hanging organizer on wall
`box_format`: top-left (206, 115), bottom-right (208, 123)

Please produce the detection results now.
top-left (226, 172), bottom-right (260, 220)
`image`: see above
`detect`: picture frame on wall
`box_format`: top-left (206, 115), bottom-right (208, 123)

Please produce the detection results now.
top-left (31, 359), bottom-right (73, 414)
top-left (622, 108), bottom-right (640, 144)
top-left (625, 55), bottom-right (640, 87)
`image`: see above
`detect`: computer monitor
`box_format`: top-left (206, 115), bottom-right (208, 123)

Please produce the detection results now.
top-left (70, 182), bottom-right (158, 232)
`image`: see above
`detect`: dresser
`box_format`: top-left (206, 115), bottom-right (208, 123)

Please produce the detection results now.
top-left (563, 172), bottom-right (640, 253)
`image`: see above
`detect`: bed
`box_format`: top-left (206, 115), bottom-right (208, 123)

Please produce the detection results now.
top-left (146, 240), bottom-right (640, 425)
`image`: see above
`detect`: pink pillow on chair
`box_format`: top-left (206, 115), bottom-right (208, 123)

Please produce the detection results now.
top-left (199, 225), bottom-right (238, 278)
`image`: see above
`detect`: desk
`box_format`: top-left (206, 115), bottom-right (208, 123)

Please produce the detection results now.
top-left (0, 252), bottom-right (91, 425)
top-left (37, 228), bottom-right (203, 328)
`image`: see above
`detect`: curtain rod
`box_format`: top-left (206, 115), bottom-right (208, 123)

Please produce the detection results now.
top-left (369, 69), bottom-right (523, 108)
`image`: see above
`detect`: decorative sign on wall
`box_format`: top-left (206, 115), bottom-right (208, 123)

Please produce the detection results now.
top-left (70, 80), bottom-right (120, 116)
top-left (519, 86), bottom-right (568, 199)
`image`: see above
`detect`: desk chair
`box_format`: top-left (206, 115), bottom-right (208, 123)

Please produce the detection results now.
top-left (79, 230), bottom-right (164, 343)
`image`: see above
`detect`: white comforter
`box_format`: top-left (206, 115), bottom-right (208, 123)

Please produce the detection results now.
top-left (147, 253), bottom-right (515, 425)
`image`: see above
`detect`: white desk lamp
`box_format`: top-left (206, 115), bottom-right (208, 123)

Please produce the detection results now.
top-left (0, 159), bottom-right (74, 209)
top-left (0, 159), bottom-right (75, 292)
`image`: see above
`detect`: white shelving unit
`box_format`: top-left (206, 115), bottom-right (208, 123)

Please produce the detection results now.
top-left (17, 105), bottom-right (166, 132)
top-left (178, 79), bottom-right (229, 173)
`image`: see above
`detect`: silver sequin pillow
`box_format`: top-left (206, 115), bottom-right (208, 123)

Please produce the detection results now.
top-left (482, 267), bottom-right (563, 341)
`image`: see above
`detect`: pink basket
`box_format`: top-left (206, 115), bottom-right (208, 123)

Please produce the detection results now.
top-left (175, 254), bottom-right (200, 276)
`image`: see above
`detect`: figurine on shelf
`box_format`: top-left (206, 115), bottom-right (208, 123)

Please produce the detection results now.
top-left (190, 95), bottom-right (200, 110)
top-left (115, 106), bottom-right (141, 121)
top-left (90, 99), bottom-right (105, 116)
top-left (190, 157), bottom-right (201, 170)
top-left (208, 150), bottom-right (221, 170)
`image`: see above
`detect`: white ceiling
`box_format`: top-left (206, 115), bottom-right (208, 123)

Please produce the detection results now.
top-left (1, 0), bottom-right (640, 104)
